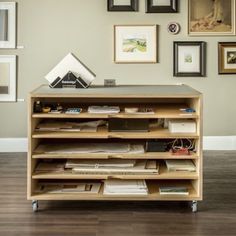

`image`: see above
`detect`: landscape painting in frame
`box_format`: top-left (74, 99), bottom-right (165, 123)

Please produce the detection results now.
top-left (114, 25), bottom-right (157, 63)
top-left (189, 0), bottom-right (235, 36)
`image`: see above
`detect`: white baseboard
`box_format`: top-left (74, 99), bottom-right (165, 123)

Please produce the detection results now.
top-left (0, 136), bottom-right (236, 152)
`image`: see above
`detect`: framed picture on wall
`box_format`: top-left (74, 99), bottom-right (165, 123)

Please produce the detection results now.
top-left (218, 42), bottom-right (236, 74)
top-left (0, 2), bottom-right (16, 48)
top-left (173, 41), bottom-right (206, 77)
top-left (146, 0), bottom-right (178, 13)
top-left (114, 25), bottom-right (157, 63)
top-left (188, 0), bottom-right (235, 36)
top-left (107, 0), bottom-right (138, 11)
top-left (0, 55), bottom-right (17, 102)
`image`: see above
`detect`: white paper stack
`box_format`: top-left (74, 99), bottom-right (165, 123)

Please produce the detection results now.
top-left (88, 106), bottom-right (120, 114)
top-left (104, 180), bottom-right (148, 196)
top-left (165, 160), bottom-right (196, 172)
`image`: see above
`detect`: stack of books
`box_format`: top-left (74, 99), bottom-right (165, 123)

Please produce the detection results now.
top-left (88, 106), bottom-right (120, 114)
top-left (165, 160), bottom-right (196, 172)
top-left (103, 180), bottom-right (148, 196)
top-left (159, 186), bottom-right (189, 195)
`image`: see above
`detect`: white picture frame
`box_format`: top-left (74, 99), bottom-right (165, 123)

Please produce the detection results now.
top-left (114, 25), bottom-right (157, 63)
top-left (0, 2), bottom-right (16, 48)
top-left (0, 55), bottom-right (17, 102)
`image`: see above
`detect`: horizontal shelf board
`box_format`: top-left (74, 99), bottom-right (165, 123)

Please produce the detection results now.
top-left (32, 152), bottom-right (199, 160)
top-left (29, 181), bottom-right (199, 201)
top-left (32, 166), bottom-right (198, 180)
top-left (32, 127), bottom-right (199, 139)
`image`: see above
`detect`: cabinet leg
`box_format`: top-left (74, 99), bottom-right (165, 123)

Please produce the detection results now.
top-left (191, 200), bottom-right (198, 213)
top-left (32, 200), bottom-right (39, 212)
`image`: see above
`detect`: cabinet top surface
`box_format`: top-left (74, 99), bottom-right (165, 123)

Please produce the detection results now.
top-left (30, 84), bottom-right (202, 98)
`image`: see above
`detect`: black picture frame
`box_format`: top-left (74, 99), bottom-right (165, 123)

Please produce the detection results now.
top-left (173, 41), bottom-right (206, 77)
top-left (146, 0), bottom-right (178, 13)
top-left (107, 0), bottom-right (138, 12)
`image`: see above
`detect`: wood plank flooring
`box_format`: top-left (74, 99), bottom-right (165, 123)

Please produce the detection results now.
top-left (0, 151), bottom-right (235, 236)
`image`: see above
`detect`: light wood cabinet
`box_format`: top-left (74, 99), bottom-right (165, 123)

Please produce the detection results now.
top-left (28, 85), bottom-right (203, 212)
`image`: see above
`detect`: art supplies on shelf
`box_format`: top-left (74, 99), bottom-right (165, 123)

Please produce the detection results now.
top-left (35, 143), bottom-right (145, 154)
top-left (165, 160), bottom-right (196, 172)
top-left (65, 108), bottom-right (82, 114)
top-left (88, 106), bottom-right (120, 114)
top-left (124, 107), bottom-right (155, 114)
top-left (159, 186), bottom-right (189, 195)
top-left (36, 182), bottom-right (101, 194)
top-left (103, 180), bottom-right (148, 196)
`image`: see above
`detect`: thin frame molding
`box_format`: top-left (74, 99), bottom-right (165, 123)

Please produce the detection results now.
top-left (107, 0), bottom-right (138, 12)
top-left (146, 0), bottom-right (178, 13)
top-left (173, 41), bottom-right (206, 77)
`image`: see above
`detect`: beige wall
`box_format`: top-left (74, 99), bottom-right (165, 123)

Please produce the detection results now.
top-left (0, 0), bottom-right (236, 137)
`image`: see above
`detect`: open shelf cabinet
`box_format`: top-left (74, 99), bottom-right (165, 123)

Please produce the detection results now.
top-left (28, 85), bottom-right (203, 212)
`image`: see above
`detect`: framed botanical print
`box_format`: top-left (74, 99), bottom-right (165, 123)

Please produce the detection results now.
top-left (218, 42), bottom-right (236, 74)
top-left (0, 2), bottom-right (16, 48)
top-left (0, 55), bottom-right (16, 102)
top-left (114, 25), bottom-right (157, 63)
top-left (146, 0), bottom-right (178, 13)
top-left (108, 0), bottom-right (138, 12)
top-left (173, 41), bottom-right (206, 77)
top-left (188, 0), bottom-right (235, 36)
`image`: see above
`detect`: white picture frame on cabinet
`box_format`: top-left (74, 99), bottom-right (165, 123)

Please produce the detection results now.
top-left (0, 55), bottom-right (17, 102)
top-left (0, 2), bottom-right (16, 48)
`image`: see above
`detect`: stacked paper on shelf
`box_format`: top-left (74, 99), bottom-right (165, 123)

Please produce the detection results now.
top-left (35, 161), bottom-right (65, 173)
top-left (35, 120), bottom-right (106, 132)
top-left (159, 186), bottom-right (189, 195)
top-left (35, 143), bottom-right (145, 154)
top-left (104, 180), bottom-right (148, 195)
top-left (88, 106), bottom-right (120, 114)
top-left (165, 160), bottom-right (196, 172)
top-left (69, 160), bottom-right (159, 175)
top-left (36, 182), bottom-right (101, 194)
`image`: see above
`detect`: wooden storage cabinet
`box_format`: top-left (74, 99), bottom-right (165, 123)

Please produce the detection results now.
top-left (28, 85), bottom-right (203, 212)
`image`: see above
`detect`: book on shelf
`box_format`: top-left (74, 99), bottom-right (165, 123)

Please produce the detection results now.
top-left (35, 143), bottom-right (145, 154)
top-left (35, 182), bottom-right (101, 194)
top-left (165, 160), bottom-right (196, 172)
top-left (70, 160), bottom-right (159, 175)
top-left (103, 180), bottom-right (148, 196)
top-left (159, 186), bottom-right (189, 195)
top-left (88, 106), bottom-right (120, 114)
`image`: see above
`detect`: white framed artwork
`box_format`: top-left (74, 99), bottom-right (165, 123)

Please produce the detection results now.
top-left (0, 2), bottom-right (16, 48)
top-left (0, 55), bottom-right (17, 102)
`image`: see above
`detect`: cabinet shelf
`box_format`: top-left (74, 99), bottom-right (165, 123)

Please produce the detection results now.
top-left (29, 181), bottom-right (198, 201)
top-left (32, 127), bottom-right (199, 139)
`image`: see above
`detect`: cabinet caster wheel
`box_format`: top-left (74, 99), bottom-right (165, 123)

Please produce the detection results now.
top-left (191, 200), bottom-right (197, 213)
top-left (32, 200), bottom-right (38, 212)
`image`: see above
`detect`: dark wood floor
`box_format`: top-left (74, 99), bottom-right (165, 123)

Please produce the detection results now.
top-left (0, 152), bottom-right (235, 236)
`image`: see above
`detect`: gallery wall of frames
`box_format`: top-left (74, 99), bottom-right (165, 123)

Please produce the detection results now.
top-left (1, 0), bottom-right (236, 102)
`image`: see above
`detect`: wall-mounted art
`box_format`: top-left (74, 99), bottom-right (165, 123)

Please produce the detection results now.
top-left (188, 0), bottom-right (235, 36)
top-left (108, 0), bottom-right (138, 11)
top-left (218, 42), bottom-right (236, 74)
top-left (146, 0), bottom-right (178, 13)
top-left (0, 2), bottom-right (16, 48)
top-left (173, 41), bottom-right (206, 77)
top-left (0, 55), bottom-right (16, 102)
top-left (114, 25), bottom-right (157, 63)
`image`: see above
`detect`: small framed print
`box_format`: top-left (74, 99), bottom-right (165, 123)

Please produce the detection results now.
top-left (174, 41), bottom-right (206, 77)
top-left (219, 42), bottom-right (236, 74)
top-left (114, 25), bottom-right (157, 63)
top-left (146, 0), bottom-right (178, 13)
top-left (0, 2), bottom-right (16, 48)
top-left (189, 0), bottom-right (235, 36)
top-left (108, 0), bottom-right (138, 12)
top-left (0, 55), bottom-right (17, 102)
